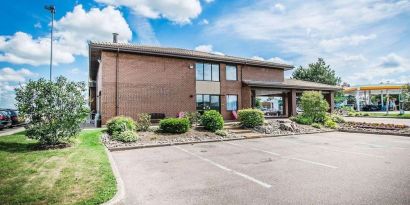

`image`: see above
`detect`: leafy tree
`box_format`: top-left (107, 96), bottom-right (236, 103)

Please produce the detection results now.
top-left (300, 91), bottom-right (329, 123)
top-left (292, 58), bottom-right (344, 103)
top-left (15, 76), bottom-right (90, 145)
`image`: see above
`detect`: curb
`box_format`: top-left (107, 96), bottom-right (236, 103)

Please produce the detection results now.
top-left (338, 129), bottom-right (410, 137)
top-left (102, 146), bottom-right (125, 205)
top-left (108, 130), bottom-right (336, 152)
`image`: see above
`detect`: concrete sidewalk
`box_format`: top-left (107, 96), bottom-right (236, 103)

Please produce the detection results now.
top-left (0, 126), bottom-right (25, 137)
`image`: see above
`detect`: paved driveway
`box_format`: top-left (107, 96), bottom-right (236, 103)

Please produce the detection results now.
top-left (344, 117), bottom-right (410, 126)
top-left (112, 132), bottom-right (410, 205)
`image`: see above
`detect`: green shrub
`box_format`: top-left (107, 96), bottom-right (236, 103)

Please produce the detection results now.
top-left (311, 123), bottom-right (322, 129)
top-left (215, 129), bottom-right (227, 136)
top-left (363, 113), bottom-right (370, 116)
top-left (136, 113), bottom-right (151, 131)
top-left (348, 112), bottom-right (355, 117)
top-left (324, 119), bottom-right (338, 129)
top-left (106, 116), bottom-right (136, 136)
top-left (183, 111), bottom-right (201, 126)
top-left (330, 114), bottom-right (345, 123)
top-left (300, 91), bottom-right (329, 123)
top-left (292, 114), bottom-right (313, 125)
top-left (15, 76), bottom-right (89, 145)
top-left (159, 118), bottom-right (190, 133)
top-left (201, 110), bottom-right (224, 131)
top-left (113, 130), bottom-right (138, 142)
top-left (237, 109), bottom-right (264, 128)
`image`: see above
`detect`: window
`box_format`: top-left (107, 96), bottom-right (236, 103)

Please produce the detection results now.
top-left (226, 65), bottom-right (237, 81)
top-left (210, 95), bottom-right (220, 110)
top-left (196, 94), bottom-right (220, 111)
top-left (196, 62), bottom-right (220, 81)
top-left (226, 95), bottom-right (238, 111)
top-left (212, 64), bottom-right (219, 81)
top-left (195, 63), bottom-right (204, 80)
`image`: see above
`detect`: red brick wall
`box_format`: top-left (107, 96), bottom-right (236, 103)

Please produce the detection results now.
top-left (220, 64), bottom-right (243, 119)
top-left (100, 51), bottom-right (196, 124)
top-left (242, 65), bottom-right (284, 82)
top-left (98, 51), bottom-right (287, 123)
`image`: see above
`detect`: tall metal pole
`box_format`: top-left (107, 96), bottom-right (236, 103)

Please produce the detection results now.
top-left (45, 5), bottom-right (55, 81)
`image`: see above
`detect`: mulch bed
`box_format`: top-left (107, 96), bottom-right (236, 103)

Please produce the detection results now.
top-left (103, 127), bottom-right (245, 151)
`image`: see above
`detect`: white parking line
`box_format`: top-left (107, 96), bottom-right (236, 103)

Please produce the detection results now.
top-left (226, 141), bottom-right (281, 156)
top-left (174, 146), bottom-right (272, 189)
top-left (282, 140), bottom-right (385, 158)
top-left (225, 142), bottom-right (338, 169)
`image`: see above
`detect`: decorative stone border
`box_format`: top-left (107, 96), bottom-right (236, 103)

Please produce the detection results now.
top-left (338, 128), bottom-right (410, 137)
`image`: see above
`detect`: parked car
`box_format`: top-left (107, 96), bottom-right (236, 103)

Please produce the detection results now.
top-left (361, 105), bottom-right (380, 111)
top-left (7, 109), bottom-right (19, 126)
top-left (0, 110), bottom-right (12, 130)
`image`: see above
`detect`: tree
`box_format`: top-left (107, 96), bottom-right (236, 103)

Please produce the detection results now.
top-left (300, 91), bottom-right (329, 123)
top-left (15, 76), bottom-right (90, 145)
top-left (292, 58), bottom-right (344, 103)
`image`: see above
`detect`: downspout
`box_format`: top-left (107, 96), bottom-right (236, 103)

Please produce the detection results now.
top-left (115, 48), bottom-right (119, 116)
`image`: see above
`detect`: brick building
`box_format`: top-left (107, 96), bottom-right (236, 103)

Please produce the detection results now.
top-left (89, 40), bottom-right (340, 124)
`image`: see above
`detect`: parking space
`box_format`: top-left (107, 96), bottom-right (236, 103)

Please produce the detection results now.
top-left (112, 132), bottom-right (410, 205)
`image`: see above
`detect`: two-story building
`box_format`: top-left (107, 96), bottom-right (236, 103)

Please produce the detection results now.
top-left (89, 38), bottom-right (340, 125)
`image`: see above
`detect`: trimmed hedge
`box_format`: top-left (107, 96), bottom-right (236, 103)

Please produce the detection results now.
top-left (106, 116), bottom-right (136, 136)
top-left (159, 118), bottom-right (190, 133)
top-left (238, 109), bottom-right (264, 128)
top-left (201, 110), bottom-right (224, 132)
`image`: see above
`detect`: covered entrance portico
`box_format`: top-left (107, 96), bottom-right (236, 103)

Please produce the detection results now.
top-left (243, 79), bottom-right (341, 118)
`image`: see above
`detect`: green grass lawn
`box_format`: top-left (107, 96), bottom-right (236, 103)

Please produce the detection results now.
top-left (357, 112), bottom-right (410, 119)
top-left (0, 129), bottom-right (116, 204)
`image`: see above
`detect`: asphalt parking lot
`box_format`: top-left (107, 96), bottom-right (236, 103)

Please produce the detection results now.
top-left (112, 132), bottom-right (410, 205)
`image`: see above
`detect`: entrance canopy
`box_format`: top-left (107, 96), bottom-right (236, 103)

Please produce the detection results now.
top-left (243, 79), bottom-right (341, 91)
top-left (243, 79), bottom-right (341, 117)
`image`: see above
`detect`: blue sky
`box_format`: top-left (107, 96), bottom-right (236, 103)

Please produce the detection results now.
top-left (1, 0), bottom-right (410, 108)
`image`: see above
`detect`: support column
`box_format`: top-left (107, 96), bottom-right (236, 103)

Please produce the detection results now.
top-left (288, 89), bottom-right (297, 116)
top-left (282, 93), bottom-right (288, 117)
top-left (355, 90), bottom-right (360, 112)
top-left (325, 92), bottom-right (335, 113)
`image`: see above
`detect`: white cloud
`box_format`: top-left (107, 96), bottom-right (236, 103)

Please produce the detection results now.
top-left (319, 34), bottom-right (376, 51)
top-left (0, 67), bottom-right (38, 82)
top-left (251, 56), bottom-right (264, 61)
top-left (347, 53), bottom-right (410, 84)
top-left (129, 15), bottom-right (160, 45)
top-left (95, 0), bottom-right (202, 24)
top-left (0, 67), bottom-right (39, 109)
top-left (34, 22), bottom-right (42, 29)
top-left (204, 0), bottom-right (214, 3)
top-left (210, 0), bottom-right (410, 84)
top-left (0, 5), bottom-right (132, 66)
top-left (199, 19), bottom-right (209, 25)
top-left (251, 56), bottom-right (291, 64)
top-left (194, 44), bottom-right (224, 55)
top-left (273, 3), bottom-right (286, 12)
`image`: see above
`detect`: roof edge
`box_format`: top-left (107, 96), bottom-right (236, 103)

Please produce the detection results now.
top-left (89, 42), bottom-right (294, 70)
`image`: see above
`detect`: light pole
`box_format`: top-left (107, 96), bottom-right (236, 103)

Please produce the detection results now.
top-left (45, 5), bottom-right (55, 81)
